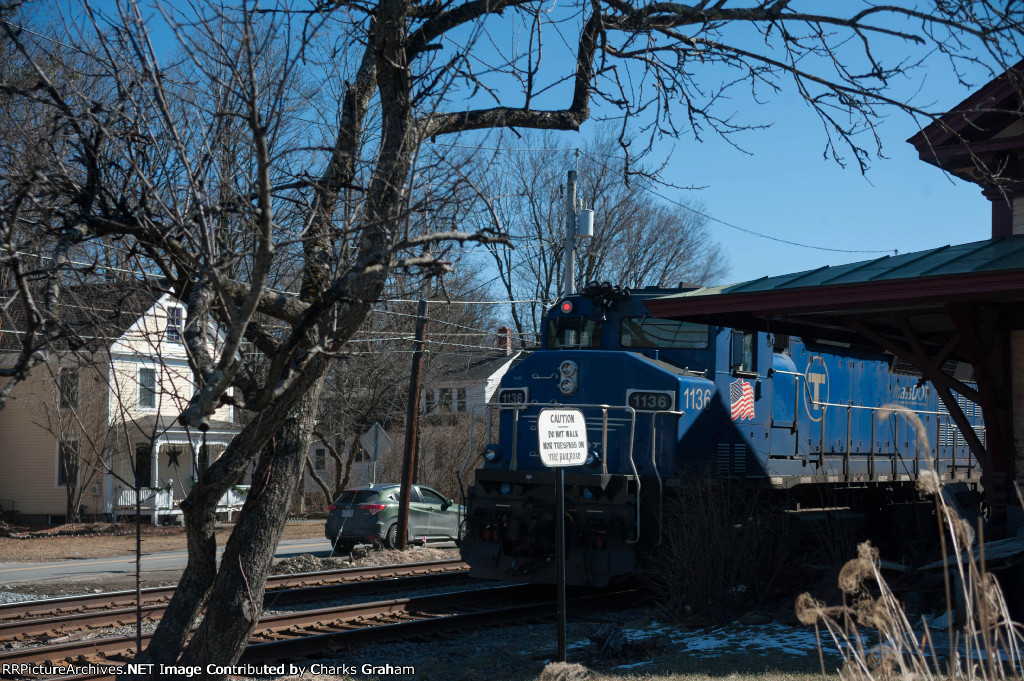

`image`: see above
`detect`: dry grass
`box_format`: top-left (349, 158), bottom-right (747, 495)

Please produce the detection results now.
top-left (796, 405), bottom-right (1024, 681)
top-left (0, 520), bottom-right (326, 562)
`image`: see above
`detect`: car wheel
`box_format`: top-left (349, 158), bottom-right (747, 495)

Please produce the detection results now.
top-left (385, 523), bottom-right (399, 549)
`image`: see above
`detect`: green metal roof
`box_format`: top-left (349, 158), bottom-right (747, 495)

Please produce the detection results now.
top-left (654, 235), bottom-right (1024, 302)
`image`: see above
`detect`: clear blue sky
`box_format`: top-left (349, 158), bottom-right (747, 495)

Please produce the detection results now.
top-left (570, 78), bottom-right (991, 284)
top-left (437, 9), bottom-right (1001, 287)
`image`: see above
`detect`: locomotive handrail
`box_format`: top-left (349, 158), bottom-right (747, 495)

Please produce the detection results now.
top-left (803, 397), bottom-right (981, 477)
top-left (463, 400), bottom-right (647, 544)
top-left (809, 398), bottom-right (958, 416)
top-left (644, 407), bottom-right (686, 546)
top-left (772, 369), bottom-right (979, 476)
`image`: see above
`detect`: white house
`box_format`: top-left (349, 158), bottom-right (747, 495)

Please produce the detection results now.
top-left (0, 285), bottom-right (243, 524)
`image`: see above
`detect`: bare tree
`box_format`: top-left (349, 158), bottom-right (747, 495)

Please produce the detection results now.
top-left (0, 0), bottom-right (1019, 676)
top-left (307, 265), bottom-right (501, 506)
top-left (475, 131), bottom-right (728, 341)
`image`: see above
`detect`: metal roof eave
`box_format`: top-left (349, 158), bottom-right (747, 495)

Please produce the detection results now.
top-left (646, 269), bottom-right (1024, 320)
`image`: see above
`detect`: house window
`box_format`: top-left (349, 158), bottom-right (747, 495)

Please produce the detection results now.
top-left (422, 389), bottom-right (435, 413)
top-left (166, 306), bottom-right (184, 342)
top-left (59, 368), bottom-right (79, 410)
top-left (456, 388), bottom-right (467, 413)
top-left (134, 443), bottom-right (153, 488)
top-left (438, 388), bottom-right (452, 413)
top-left (57, 440), bottom-right (80, 487)
top-left (314, 447), bottom-right (326, 471)
top-left (139, 367), bottom-right (157, 409)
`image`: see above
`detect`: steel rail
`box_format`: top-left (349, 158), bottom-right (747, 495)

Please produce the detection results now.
top-left (0, 583), bottom-right (549, 677)
top-left (0, 571), bottom-right (470, 643)
top-left (0, 558), bottom-right (467, 622)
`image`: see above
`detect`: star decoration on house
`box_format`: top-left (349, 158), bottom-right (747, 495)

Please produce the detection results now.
top-left (166, 448), bottom-right (181, 468)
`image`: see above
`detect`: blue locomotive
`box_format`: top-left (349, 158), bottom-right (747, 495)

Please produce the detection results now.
top-left (459, 283), bottom-right (984, 586)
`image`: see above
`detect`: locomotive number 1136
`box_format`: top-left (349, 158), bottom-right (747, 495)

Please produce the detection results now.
top-left (627, 390), bottom-right (674, 412)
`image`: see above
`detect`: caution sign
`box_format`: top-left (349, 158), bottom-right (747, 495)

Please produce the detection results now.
top-left (537, 408), bottom-right (589, 467)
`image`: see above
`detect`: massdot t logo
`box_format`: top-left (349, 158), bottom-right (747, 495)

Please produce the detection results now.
top-left (803, 356), bottom-right (829, 422)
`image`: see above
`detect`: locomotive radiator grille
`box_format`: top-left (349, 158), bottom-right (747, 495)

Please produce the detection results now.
top-left (717, 443), bottom-right (747, 477)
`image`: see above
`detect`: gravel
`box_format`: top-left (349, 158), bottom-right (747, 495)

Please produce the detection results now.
top-left (0, 588), bottom-right (37, 604)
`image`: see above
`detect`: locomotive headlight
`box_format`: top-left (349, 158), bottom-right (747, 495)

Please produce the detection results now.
top-left (558, 359), bottom-right (579, 394)
top-left (481, 443), bottom-right (503, 463)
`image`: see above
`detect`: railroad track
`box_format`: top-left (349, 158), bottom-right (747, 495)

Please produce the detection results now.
top-left (0, 558), bottom-right (467, 639)
top-left (0, 558), bottom-right (466, 625)
top-left (1, 583), bottom-right (616, 680)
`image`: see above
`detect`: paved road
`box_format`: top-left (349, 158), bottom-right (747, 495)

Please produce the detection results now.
top-left (0, 537), bottom-right (336, 586)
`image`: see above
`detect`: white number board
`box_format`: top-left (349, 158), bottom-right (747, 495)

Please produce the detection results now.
top-left (537, 408), bottom-right (589, 467)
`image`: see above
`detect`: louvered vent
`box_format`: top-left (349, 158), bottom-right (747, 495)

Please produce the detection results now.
top-left (891, 357), bottom-right (972, 380)
top-left (717, 443), bottom-right (746, 477)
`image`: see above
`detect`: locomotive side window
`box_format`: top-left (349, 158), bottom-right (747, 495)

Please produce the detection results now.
top-left (731, 331), bottom-right (757, 374)
top-left (546, 317), bottom-right (603, 349)
top-left (621, 318), bottom-right (709, 349)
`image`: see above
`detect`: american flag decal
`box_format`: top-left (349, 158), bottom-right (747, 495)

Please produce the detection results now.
top-left (730, 379), bottom-right (755, 421)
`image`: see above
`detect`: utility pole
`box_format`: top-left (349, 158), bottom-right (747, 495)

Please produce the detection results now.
top-left (396, 298), bottom-right (427, 550)
top-left (562, 169), bottom-right (578, 297)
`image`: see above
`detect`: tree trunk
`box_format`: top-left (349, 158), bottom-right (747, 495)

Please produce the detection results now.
top-left (178, 374), bottom-right (326, 677)
top-left (118, 358), bottom-right (329, 680)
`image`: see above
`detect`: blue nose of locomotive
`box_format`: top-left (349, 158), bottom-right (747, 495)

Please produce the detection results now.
top-left (491, 349), bottom-right (705, 476)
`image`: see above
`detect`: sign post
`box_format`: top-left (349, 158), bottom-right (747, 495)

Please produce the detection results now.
top-left (360, 422), bottom-right (393, 486)
top-left (536, 407), bottom-right (589, 662)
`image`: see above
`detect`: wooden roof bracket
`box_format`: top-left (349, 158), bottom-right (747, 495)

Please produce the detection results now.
top-left (846, 316), bottom-right (1003, 510)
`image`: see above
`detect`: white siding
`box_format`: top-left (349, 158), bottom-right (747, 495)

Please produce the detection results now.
top-left (1013, 196), bottom-right (1024, 236)
top-left (483, 352), bottom-right (522, 403)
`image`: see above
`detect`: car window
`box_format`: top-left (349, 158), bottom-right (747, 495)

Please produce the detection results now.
top-left (332, 490), bottom-right (380, 505)
top-left (418, 487), bottom-right (447, 506)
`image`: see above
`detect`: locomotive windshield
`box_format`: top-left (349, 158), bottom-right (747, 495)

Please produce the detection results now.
top-left (546, 317), bottom-right (602, 349)
top-left (621, 317), bottom-right (709, 349)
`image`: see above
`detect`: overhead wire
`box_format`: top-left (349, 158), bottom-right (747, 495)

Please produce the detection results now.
top-left (578, 150), bottom-right (897, 256)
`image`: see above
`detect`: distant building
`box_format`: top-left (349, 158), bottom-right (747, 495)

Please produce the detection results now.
top-left (0, 284), bottom-right (242, 524)
top-left (305, 327), bottom-right (530, 501)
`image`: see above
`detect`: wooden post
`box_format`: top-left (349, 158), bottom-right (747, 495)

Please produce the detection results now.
top-left (397, 299), bottom-right (427, 550)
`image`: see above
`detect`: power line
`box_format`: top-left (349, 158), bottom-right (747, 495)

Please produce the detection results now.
top-left (0, 246), bottom-right (164, 280)
top-left (427, 140), bottom-right (571, 154)
top-left (422, 338), bottom-right (515, 352)
top-left (369, 308), bottom-right (506, 335)
top-left (579, 150), bottom-right (896, 256)
top-left (380, 298), bottom-right (546, 306)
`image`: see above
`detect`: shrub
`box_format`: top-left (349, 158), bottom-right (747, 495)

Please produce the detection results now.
top-left (643, 472), bottom-right (794, 618)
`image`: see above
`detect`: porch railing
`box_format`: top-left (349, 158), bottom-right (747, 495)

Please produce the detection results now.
top-left (113, 484), bottom-right (249, 523)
